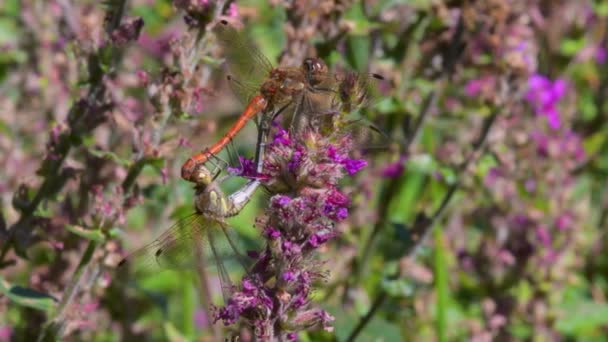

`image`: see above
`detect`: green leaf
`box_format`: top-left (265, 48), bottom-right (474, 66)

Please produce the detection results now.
top-left (387, 170), bottom-right (426, 224)
top-left (65, 224), bottom-right (105, 242)
top-left (345, 35), bottom-right (371, 73)
top-left (584, 130), bottom-right (607, 157)
top-left (163, 321), bottom-right (189, 342)
top-left (180, 276), bottom-right (195, 337)
top-left (579, 89), bottom-right (598, 121)
top-left (0, 276), bottom-right (58, 312)
top-left (560, 38), bottom-right (587, 57)
top-left (0, 0), bottom-right (21, 16)
top-left (0, 18), bottom-right (19, 46)
top-left (381, 276), bottom-right (415, 297)
top-left (329, 304), bottom-right (402, 342)
top-left (407, 154), bottom-right (437, 174)
top-left (594, 1), bottom-right (608, 17)
top-left (556, 301), bottom-right (608, 335)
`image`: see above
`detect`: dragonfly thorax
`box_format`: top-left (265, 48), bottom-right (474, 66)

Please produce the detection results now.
top-left (194, 184), bottom-right (230, 218)
top-left (260, 69), bottom-right (306, 107)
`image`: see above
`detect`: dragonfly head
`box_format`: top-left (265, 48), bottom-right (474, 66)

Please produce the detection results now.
top-left (303, 58), bottom-right (328, 87)
top-left (192, 165), bottom-right (214, 186)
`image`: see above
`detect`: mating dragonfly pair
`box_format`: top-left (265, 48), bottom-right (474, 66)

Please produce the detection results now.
top-left (118, 19), bottom-right (384, 301)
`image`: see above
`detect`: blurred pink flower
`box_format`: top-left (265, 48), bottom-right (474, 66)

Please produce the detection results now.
top-left (0, 326), bottom-right (12, 342)
top-left (228, 3), bottom-right (239, 18)
top-left (381, 158), bottom-right (406, 178)
top-left (536, 225), bottom-right (552, 248)
top-left (194, 308), bottom-right (208, 329)
top-left (596, 46), bottom-right (607, 64)
top-left (555, 212), bottom-right (573, 231)
top-left (465, 76), bottom-right (494, 97)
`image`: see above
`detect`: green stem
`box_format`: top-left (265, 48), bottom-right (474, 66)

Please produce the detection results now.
top-left (37, 241), bottom-right (98, 342)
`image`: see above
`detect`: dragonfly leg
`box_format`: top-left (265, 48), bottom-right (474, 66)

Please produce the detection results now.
top-left (220, 222), bottom-right (250, 272)
top-left (254, 102), bottom-right (291, 175)
top-left (206, 226), bottom-right (234, 303)
top-left (288, 92), bottom-right (306, 133)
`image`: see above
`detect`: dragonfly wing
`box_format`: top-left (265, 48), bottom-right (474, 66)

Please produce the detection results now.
top-left (343, 118), bottom-right (395, 154)
top-left (307, 71), bottom-right (386, 114)
top-left (119, 213), bottom-right (221, 276)
top-left (290, 72), bottom-right (386, 133)
top-left (206, 226), bottom-right (234, 303)
top-left (218, 221), bottom-right (250, 271)
top-left (226, 75), bottom-right (261, 106)
top-left (214, 20), bottom-right (272, 96)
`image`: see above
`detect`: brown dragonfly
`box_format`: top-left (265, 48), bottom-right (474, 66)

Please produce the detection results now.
top-left (181, 19), bottom-right (385, 184)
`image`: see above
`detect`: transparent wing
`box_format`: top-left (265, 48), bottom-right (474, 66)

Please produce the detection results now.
top-left (311, 71), bottom-right (385, 114)
top-left (207, 223), bottom-right (237, 302)
top-left (214, 20), bottom-right (273, 95)
top-left (118, 213), bottom-right (245, 286)
top-left (292, 71), bottom-right (387, 135)
top-left (226, 75), bottom-right (261, 106)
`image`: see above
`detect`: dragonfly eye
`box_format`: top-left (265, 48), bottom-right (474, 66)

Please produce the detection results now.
top-left (303, 58), bottom-right (328, 87)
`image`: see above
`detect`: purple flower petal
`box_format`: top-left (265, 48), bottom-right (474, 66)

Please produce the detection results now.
top-left (342, 158), bottom-right (367, 175)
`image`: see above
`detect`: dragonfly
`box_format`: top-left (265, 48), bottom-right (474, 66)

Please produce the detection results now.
top-left (117, 164), bottom-right (261, 301)
top-left (180, 19), bottom-right (385, 184)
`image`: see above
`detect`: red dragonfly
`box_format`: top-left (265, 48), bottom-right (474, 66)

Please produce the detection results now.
top-left (181, 19), bottom-right (384, 183)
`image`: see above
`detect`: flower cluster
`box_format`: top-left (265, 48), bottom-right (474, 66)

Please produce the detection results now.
top-left (214, 126), bottom-right (367, 338)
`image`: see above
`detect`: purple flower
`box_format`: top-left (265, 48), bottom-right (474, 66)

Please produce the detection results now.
top-left (214, 277), bottom-right (273, 326)
top-left (326, 188), bottom-right (349, 207)
top-left (381, 158), bottom-right (406, 178)
top-left (525, 74), bottom-right (567, 130)
top-left (292, 293), bottom-right (307, 308)
top-left (322, 189), bottom-right (350, 221)
top-left (484, 167), bottom-right (502, 187)
top-left (308, 233), bottom-right (331, 247)
top-left (282, 240), bottom-right (302, 256)
top-left (288, 145), bottom-right (305, 172)
top-left (555, 212), bottom-right (573, 231)
top-left (110, 17), bottom-right (144, 45)
top-left (265, 227), bottom-right (281, 239)
top-left (272, 195), bottom-right (291, 207)
top-left (273, 129), bottom-right (291, 145)
top-left (335, 207), bottom-right (348, 221)
top-left (327, 144), bottom-right (346, 162)
top-left (464, 76), bottom-right (494, 97)
top-left (342, 158), bottom-right (367, 175)
top-left (227, 156), bottom-right (263, 179)
top-left (242, 278), bottom-right (256, 291)
top-left (136, 69), bottom-right (149, 85)
top-left (530, 131), bottom-right (550, 157)
top-left (283, 271), bottom-right (296, 282)
top-left (215, 124), bottom-right (362, 337)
